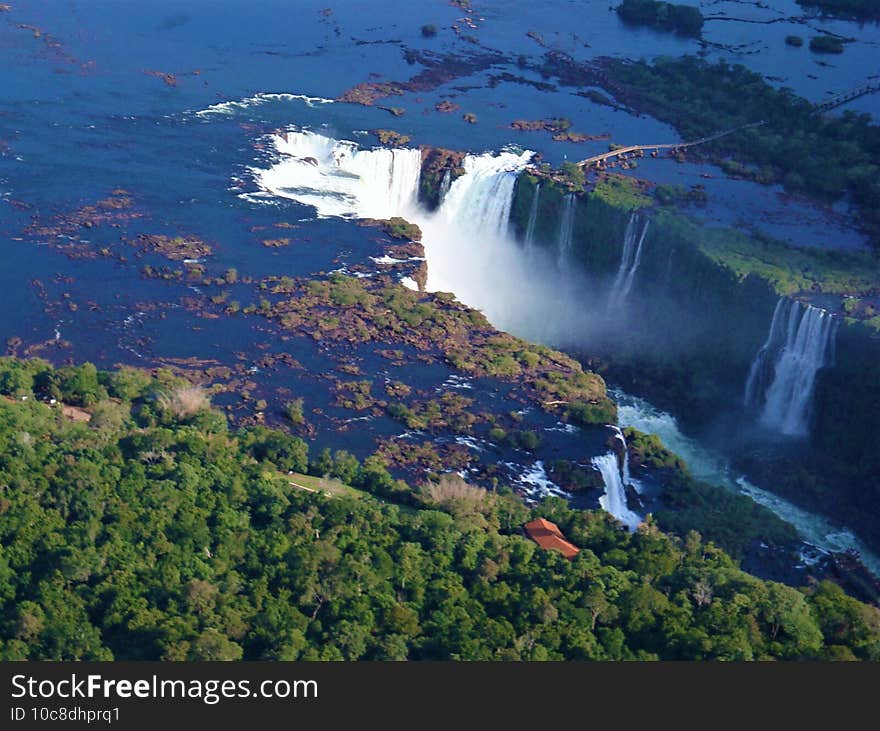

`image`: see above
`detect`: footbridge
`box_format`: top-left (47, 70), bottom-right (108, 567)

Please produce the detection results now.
top-left (575, 120), bottom-right (766, 170)
top-left (815, 79), bottom-right (880, 113)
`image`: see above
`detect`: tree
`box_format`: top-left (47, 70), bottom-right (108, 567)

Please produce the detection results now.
top-left (284, 398), bottom-right (305, 425)
top-left (188, 629), bottom-right (243, 661)
top-left (759, 583), bottom-right (823, 657)
top-left (330, 450), bottom-right (359, 484)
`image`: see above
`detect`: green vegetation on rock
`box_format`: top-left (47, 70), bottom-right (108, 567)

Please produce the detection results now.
top-left (384, 216), bottom-right (422, 241)
top-left (617, 0), bottom-right (704, 37)
top-left (592, 174), bottom-right (654, 210)
top-left (643, 210), bottom-right (880, 302)
top-left (259, 273), bottom-right (616, 425)
top-left (623, 428), bottom-right (799, 558)
top-left (809, 35), bottom-right (845, 54)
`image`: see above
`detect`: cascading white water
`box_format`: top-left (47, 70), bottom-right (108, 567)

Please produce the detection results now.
top-left (439, 169), bottom-right (452, 202)
top-left (612, 425), bottom-right (640, 494)
top-left (612, 387), bottom-right (880, 576)
top-left (434, 151), bottom-right (527, 240)
top-left (607, 213), bottom-right (649, 313)
top-left (743, 298), bottom-right (786, 407)
top-left (255, 130), bottom-right (422, 219)
top-left (418, 148), bottom-right (539, 320)
top-left (744, 298), bottom-right (837, 436)
top-left (524, 182), bottom-right (540, 250)
top-left (556, 193), bottom-right (576, 267)
top-left (592, 450), bottom-right (642, 531)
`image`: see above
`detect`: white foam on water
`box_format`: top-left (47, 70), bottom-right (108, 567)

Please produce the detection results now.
top-left (195, 93), bottom-right (335, 118)
top-left (512, 460), bottom-right (568, 499)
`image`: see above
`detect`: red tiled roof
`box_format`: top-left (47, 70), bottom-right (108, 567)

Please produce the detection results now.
top-left (524, 518), bottom-right (580, 559)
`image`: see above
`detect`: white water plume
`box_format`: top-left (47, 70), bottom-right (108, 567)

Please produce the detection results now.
top-left (256, 129), bottom-right (421, 219)
top-left (195, 93), bottom-right (334, 118)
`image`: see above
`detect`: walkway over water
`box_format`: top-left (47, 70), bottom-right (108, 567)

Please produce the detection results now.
top-left (574, 121), bottom-right (766, 170)
top-left (816, 79), bottom-right (880, 113)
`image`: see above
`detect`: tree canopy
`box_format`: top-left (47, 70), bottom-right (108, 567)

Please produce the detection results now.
top-left (1, 358), bottom-right (878, 661)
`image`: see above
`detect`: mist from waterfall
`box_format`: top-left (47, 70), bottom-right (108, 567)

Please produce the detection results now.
top-left (607, 213), bottom-right (649, 314)
top-left (744, 298), bottom-right (838, 436)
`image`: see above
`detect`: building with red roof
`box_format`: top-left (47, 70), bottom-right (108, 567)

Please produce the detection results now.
top-left (523, 518), bottom-right (580, 560)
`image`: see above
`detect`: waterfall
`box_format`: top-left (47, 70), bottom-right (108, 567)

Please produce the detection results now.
top-left (439, 169), bottom-right (452, 203)
top-left (613, 386), bottom-right (880, 577)
top-left (743, 298), bottom-right (787, 408)
top-left (607, 213), bottom-right (649, 313)
top-left (744, 298), bottom-right (838, 436)
top-left (524, 182), bottom-right (540, 250)
top-left (556, 194), bottom-right (576, 267)
top-left (255, 129), bottom-right (422, 219)
top-left (255, 131), bottom-right (572, 338)
top-left (613, 426), bottom-right (638, 491)
top-left (592, 445), bottom-right (642, 532)
top-left (436, 151), bottom-right (530, 240)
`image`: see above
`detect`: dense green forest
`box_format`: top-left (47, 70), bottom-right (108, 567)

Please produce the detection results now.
top-left (1, 358), bottom-right (879, 661)
top-left (616, 0), bottom-right (704, 37)
top-left (606, 57), bottom-right (880, 242)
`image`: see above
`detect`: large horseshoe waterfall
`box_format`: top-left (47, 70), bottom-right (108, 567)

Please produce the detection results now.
top-left (257, 130), bottom-right (570, 340)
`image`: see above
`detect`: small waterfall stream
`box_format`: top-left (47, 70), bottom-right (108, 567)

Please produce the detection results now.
top-left (439, 169), bottom-right (452, 203)
top-left (556, 194), bottom-right (576, 268)
top-left (607, 213), bottom-right (649, 313)
top-left (524, 182), bottom-right (540, 250)
top-left (744, 299), bottom-right (838, 436)
top-left (592, 429), bottom-right (643, 532)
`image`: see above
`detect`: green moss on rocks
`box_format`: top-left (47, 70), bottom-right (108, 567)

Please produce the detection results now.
top-left (591, 173), bottom-right (654, 210)
top-left (419, 147), bottom-right (466, 211)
